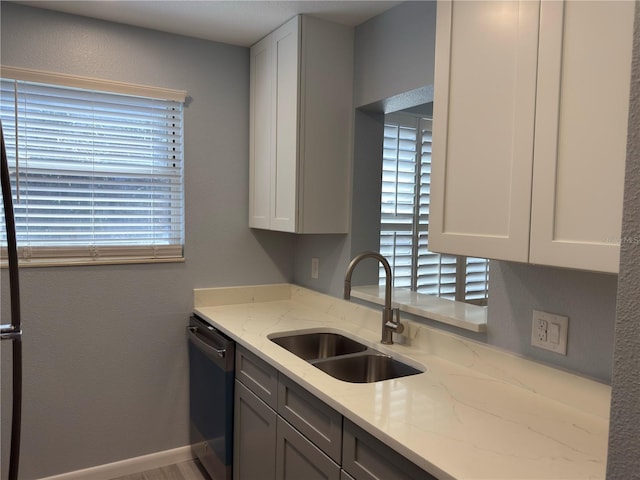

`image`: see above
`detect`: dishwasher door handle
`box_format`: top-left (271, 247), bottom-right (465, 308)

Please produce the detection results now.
top-left (187, 325), bottom-right (226, 359)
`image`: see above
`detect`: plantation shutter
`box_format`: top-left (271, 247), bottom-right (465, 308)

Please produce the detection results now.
top-left (380, 115), bottom-right (418, 288)
top-left (0, 73), bottom-right (185, 265)
top-left (464, 257), bottom-right (490, 302)
top-left (415, 117), bottom-right (458, 300)
top-left (379, 112), bottom-right (489, 303)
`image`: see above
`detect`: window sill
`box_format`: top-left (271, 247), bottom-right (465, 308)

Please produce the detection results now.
top-left (350, 285), bottom-right (487, 333)
top-left (1, 257), bottom-right (184, 268)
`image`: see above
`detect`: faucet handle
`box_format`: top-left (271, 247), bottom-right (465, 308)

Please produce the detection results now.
top-left (385, 308), bottom-right (405, 334)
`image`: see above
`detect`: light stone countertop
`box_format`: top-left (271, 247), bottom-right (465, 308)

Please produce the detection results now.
top-left (193, 284), bottom-right (610, 480)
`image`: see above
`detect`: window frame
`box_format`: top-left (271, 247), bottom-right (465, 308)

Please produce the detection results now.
top-left (0, 66), bottom-right (187, 267)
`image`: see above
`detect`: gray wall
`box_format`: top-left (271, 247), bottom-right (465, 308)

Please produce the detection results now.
top-left (487, 262), bottom-right (617, 382)
top-left (292, 1), bottom-right (437, 296)
top-left (353, 0), bottom-right (436, 108)
top-left (607, 2), bottom-right (640, 477)
top-left (0, 3), bottom-right (293, 479)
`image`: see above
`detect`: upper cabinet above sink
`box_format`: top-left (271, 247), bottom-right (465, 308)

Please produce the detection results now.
top-left (249, 15), bottom-right (354, 234)
top-left (429, 0), bottom-right (635, 273)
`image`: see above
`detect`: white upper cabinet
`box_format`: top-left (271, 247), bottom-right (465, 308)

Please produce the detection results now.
top-left (430, 0), bottom-right (634, 273)
top-left (249, 33), bottom-right (273, 230)
top-left (529, 1), bottom-right (634, 272)
top-left (431, 0), bottom-right (540, 263)
top-left (249, 15), bottom-right (354, 233)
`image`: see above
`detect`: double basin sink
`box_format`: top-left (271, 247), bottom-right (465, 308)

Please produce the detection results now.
top-left (269, 331), bottom-right (423, 383)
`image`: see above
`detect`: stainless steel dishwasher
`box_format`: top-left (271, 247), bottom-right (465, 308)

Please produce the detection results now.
top-left (187, 315), bottom-right (235, 480)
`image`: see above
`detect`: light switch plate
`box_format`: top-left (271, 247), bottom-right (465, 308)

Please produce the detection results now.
top-left (531, 310), bottom-right (569, 355)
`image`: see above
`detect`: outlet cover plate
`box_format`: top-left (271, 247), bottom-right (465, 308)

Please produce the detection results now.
top-left (531, 310), bottom-right (569, 355)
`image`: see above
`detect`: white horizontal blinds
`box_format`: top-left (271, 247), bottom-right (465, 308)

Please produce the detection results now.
top-left (0, 78), bottom-right (184, 263)
top-left (379, 115), bottom-right (419, 289)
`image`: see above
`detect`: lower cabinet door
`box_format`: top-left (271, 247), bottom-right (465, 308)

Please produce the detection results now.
top-left (342, 420), bottom-right (436, 480)
top-left (276, 417), bottom-right (341, 480)
top-left (234, 380), bottom-right (277, 480)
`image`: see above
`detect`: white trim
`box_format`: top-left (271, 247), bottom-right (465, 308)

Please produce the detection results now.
top-left (1, 256), bottom-right (185, 269)
top-left (1, 65), bottom-right (187, 102)
top-left (37, 446), bottom-right (194, 480)
top-left (351, 285), bottom-right (487, 333)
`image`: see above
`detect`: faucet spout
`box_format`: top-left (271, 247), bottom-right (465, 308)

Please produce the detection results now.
top-left (344, 251), bottom-right (404, 345)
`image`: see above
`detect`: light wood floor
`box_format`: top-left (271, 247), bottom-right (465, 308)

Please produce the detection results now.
top-left (109, 460), bottom-right (209, 480)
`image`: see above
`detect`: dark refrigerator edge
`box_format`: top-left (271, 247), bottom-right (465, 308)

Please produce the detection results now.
top-left (1, 120), bottom-right (23, 480)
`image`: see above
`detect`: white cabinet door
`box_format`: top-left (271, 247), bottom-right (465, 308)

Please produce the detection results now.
top-left (249, 17), bottom-right (299, 232)
top-left (431, 0), bottom-right (633, 273)
top-left (270, 16), bottom-right (300, 232)
top-left (529, 0), bottom-right (634, 273)
top-left (430, 0), bottom-right (540, 262)
top-left (249, 34), bottom-right (273, 230)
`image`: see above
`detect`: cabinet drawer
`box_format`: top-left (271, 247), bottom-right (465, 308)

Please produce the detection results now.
top-left (278, 375), bottom-right (343, 463)
top-left (235, 345), bottom-right (278, 409)
top-left (276, 416), bottom-right (341, 480)
top-left (342, 420), bottom-right (436, 480)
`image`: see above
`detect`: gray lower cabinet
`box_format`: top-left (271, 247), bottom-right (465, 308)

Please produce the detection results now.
top-left (276, 417), bottom-right (341, 480)
top-left (235, 344), bottom-right (278, 409)
top-left (233, 345), bottom-right (436, 480)
top-left (278, 375), bottom-right (342, 463)
top-left (236, 345), bottom-right (341, 480)
top-left (342, 420), bottom-right (437, 480)
top-left (233, 380), bottom-right (277, 480)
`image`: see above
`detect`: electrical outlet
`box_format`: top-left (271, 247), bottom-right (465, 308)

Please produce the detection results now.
top-left (531, 310), bottom-right (569, 355)
top-left (536, 318), bottom-right (548, 342)
top-left (311, 258), bottom-right (319, 279)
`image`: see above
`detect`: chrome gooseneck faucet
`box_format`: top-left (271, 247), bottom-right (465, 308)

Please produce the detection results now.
top-left (343, 251), bottom-right (404, 345)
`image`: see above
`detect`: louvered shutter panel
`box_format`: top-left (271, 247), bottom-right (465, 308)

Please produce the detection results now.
top-left (465, 257), bottom-right (490, 302)
top-left (380, 118), bottom-right (418, 288)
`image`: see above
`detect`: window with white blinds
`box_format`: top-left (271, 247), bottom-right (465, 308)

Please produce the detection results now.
top-left (0, 75), bottom-right (184, 265)
top-left (380, 112), bottom-right (489, 304)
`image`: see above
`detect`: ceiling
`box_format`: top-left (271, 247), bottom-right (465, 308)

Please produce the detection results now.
top-left (14, 1), bottom-right (402, 47)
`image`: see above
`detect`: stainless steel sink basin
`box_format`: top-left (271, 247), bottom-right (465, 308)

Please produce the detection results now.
top-left (312, 354), bottom-right (422, 383)
top-left (270, 332), bottom-right (367, 361)
top-left (269, 330), bottom-right (424, 383)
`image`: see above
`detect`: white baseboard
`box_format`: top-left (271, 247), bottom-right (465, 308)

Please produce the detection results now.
top-left (38, 446), bottom-right (194, 480)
